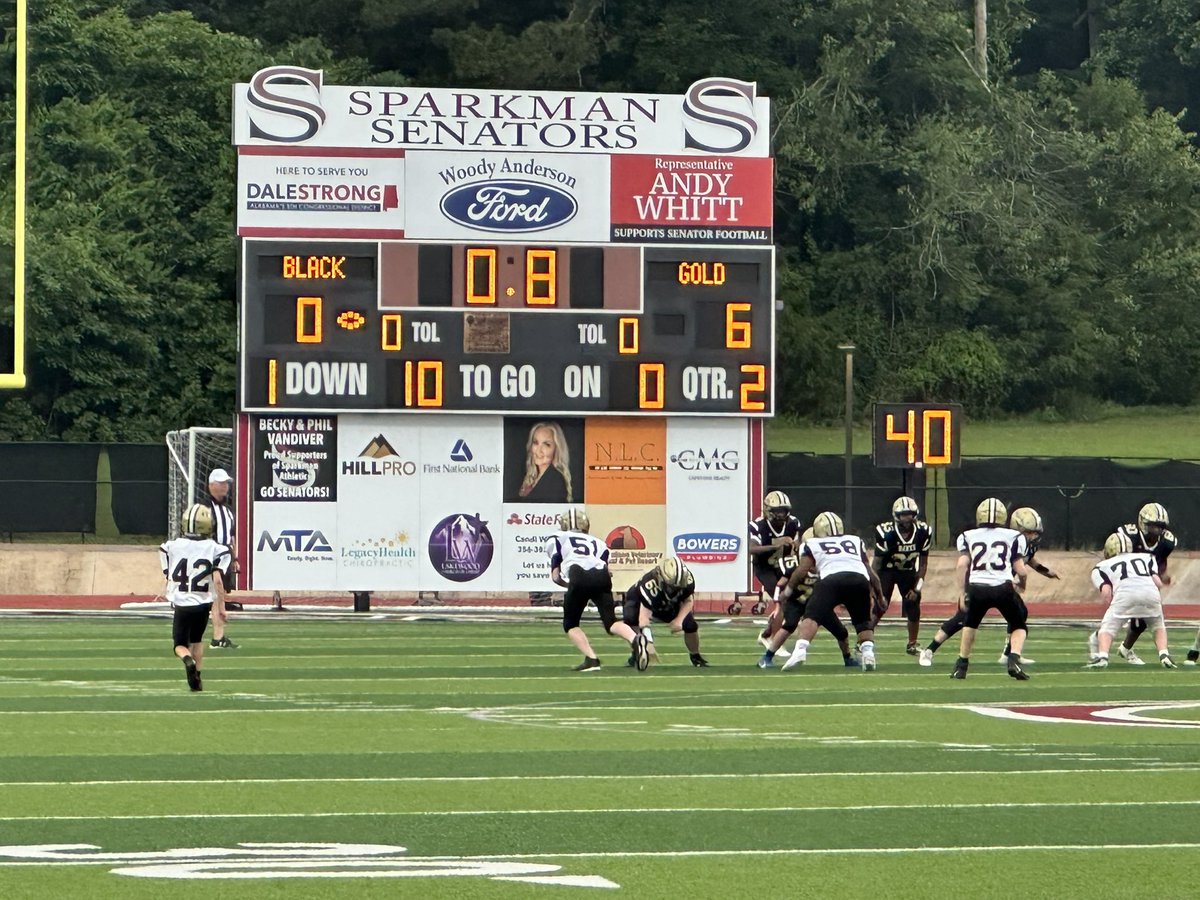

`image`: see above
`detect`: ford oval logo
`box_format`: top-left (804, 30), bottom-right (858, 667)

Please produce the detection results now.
top-left (440, 179), bottom-right (578, 233)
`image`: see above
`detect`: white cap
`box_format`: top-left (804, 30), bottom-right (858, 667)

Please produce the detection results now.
top-left (208, 468), bottom-right (233, 483)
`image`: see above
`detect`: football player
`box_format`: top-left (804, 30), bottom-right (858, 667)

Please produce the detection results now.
top-left (546, 508), bottom-right (648, 672)
top-left (917, 504), bottom-right (1053, 669)
top-left (159, 504), bottom-right (229, 692)
top-left (778, 528), bottom-right (858, 669)
top-left (622, 556), bottom-right (708, 667)
top-left (1085, 532), bottom-right (1175, 668)
top-left (748, 490), bottom-right (802, 657)
top-left (1089, 502), bottom-right (1176, 665)
top-left (948, 499), bottom-right (1030, 681)
top-left (760, 511), bottom-right (885, 672)
top-left (870, 496), bottom-right (933, 655)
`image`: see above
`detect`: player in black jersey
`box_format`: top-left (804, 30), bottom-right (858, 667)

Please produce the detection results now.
top-left (870, 497), bottom-right (932, 655)
top-left (918, 505), bottom-right (1054, 668)
top-left (1090, 502), bottom-right (1177, 665)
top-left (748, 491), bottom-right (802, 657)
top-left (622, 556), bottom-right (708, 667)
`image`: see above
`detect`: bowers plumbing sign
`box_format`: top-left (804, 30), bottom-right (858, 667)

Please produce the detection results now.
top-left (234, 68), bottom-right (770, 157)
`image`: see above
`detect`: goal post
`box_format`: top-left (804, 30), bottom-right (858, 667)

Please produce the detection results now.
top-left (165, 427), bottom-right (234, 539)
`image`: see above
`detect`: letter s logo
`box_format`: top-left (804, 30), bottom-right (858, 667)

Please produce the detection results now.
top-left (682, 78), bottom-right (760, 154)
top-left (246, 66), bottom-right (327, 143)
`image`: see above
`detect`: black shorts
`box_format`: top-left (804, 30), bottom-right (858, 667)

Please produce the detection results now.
top-left (805, 572), bottom-right (872, 633)
top-left (963, 583), bottom-right (1028, 631)
top-left (563, 568), bottom-right (616, 632)
top-left (880, 568), bottom-right (920, 614)
top-left (754, 565), bottom-right (783, 596)
top-left (172, 603), bottom-right (212, 648)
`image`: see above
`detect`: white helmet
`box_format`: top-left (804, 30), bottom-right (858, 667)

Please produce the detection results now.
top-left (558, 508), bottom-right (590, 533)
top-left (975, 498), bottom-right (1007, 526)
top-left (1104, 531), bottom-right (1134, 559)
top-left (763, 491), bottom-right (791, 522)
top-left (181, 503), bottom-right (213, 537)
top-left (1009, 507), bottom-right (1043, 535)
top-left (812, 511), bottom-right (844, 538)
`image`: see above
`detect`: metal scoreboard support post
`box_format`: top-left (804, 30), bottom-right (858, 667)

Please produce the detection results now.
top-left (231, 68), bottom-right (775, 598)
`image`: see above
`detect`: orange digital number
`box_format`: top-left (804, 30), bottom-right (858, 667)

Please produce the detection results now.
top-left (740, 364), bottom-right (766, 411)
top-left (639, 363), bottom-right (665, 409)
top-left (726, 302), bottom-right (751, 348)
top-left (466, 248), bottom-right (496, 304)
top-left (404, 360), bottom-right (444, 408)
top-left (886, 411), bottom-right (917, 464)
top-left (267, 358), bottom-right (278, 405)
top-left (619, 317), bottom-right (639, 354)
top-left (923, 408), bottom-right (953, 465)
top-left (296, 296), bottom-right (322, 343)
top-left (381, 314), bottom-right (403, 351)
top-left (526, 249), bottom-right (556, 305)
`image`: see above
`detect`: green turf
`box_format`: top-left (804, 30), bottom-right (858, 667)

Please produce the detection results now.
top-left (1, 615), bottom-right (1198, 898)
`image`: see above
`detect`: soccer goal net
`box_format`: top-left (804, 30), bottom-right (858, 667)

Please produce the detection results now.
top-left (165, 427), bottom-right (234, 540)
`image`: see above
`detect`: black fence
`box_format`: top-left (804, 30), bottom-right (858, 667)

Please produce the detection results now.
top-left (768, 453), bottom-right (1200, 551)
top-left (0, 442), bottom-right (167, 537)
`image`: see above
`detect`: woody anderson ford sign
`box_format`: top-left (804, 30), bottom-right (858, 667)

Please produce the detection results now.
top-left (234, 67), bottom-right (771, 157)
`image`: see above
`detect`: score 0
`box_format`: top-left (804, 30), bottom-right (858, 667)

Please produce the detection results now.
top-left (872, 403), bottom-right (962, 468)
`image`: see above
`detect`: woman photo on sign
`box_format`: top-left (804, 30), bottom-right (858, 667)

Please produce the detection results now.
top-left (517, 421), bottom-right (572, 503)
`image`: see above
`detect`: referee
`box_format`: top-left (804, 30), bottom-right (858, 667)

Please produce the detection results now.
top-left (206, 468), bottom-right (240, 647)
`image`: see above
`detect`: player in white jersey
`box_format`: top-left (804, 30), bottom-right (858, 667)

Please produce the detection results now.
top-left (950, 498), bottom-right (1030, 681)
top-left (546, 508), bottom-right (648, 672)
top-left (1086, 532), bottom-right (1176, 668)
top-left (158, 504), bottom-right (229, 692)
top-left (759, 511), bottom-right (885, 671)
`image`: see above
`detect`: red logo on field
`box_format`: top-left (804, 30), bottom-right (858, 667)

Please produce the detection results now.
top-left (966, 703), bottom-right (1200, 729)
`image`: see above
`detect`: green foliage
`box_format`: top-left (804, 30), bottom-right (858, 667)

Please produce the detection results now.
top-left (3, 1), bottom-right (1200, 436)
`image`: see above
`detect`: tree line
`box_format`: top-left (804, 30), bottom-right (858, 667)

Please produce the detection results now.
top-left (1, 0), bottom-right (1198, 439)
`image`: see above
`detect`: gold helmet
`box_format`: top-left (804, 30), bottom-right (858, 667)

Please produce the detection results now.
top-left (657, 556), bottom-right (692, 590)
top-left (892, 496), bottom-right (919, 524)
top-left (800, 527), bottom-right (815, 542)
top-left (975, 498), bottom-right (1007, 526)
top-left (812, 511), bottom-right (844, 538)
top-left (1009, 507), bottom-right (1043, 535)
top-left (1138, 502), bottom-right (1168, 535)
top-left (763, 490), bottom-right (791, 524)
top-left (1104, 531), bottom-right (1134, 559)
top-left (558, 508), bottom-right (590, 533)
top-left (181, 503), bottom-right (214, 537)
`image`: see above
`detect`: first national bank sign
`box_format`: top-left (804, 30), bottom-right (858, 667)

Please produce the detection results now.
top-left (233, 67), bottom-right (771, 156)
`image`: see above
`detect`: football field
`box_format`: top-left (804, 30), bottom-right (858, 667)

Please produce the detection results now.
top-left (1, 613), bottom-right (1198, 898)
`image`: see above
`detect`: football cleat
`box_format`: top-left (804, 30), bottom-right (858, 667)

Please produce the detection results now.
top-left (999, 653), bottom-right (1036, 665)
top-left (1161, 655), bottom-right (1178, 669)
top-left (210, 636), bottom-right (237, 649)
top-left (183, 656), bottom-right (202, 692)
top-left (1118, 646), bottom-right (1145, 666)
top-left (1007, 658), bottom-right (1030, 681)
top-left (861, 651), bottom-right (877, 672)
top-left (1085, 657), bottom-right (1109, 669)
top-left (950, 665), bottom-right (968, 680)
top-left (918, 648), bottom-right (933, 668)
top-left (906, 642), bottom-right (920, 656)
top-left (843, 656), bottom-right (859, 668)
top-left (757, 655), bottom-right (774, 669)
top-left (573, 657), bottom-right (602, 672)
top-left (781, 646), bottom-right (806, 670)
top-left (633, 633), bottom-right (651, 671)
top-left (1185, 649), bottom-right (1200, 666)
top-left (690, 653), bottom-right (709, 668)
top-left (757, 633), bottom-right (789, 658)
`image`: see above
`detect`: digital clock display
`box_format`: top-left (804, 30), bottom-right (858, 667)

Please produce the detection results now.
top-left (238, 240), bottom-right (775, 416)
top-left (871, 402), bottom-right (963, 468)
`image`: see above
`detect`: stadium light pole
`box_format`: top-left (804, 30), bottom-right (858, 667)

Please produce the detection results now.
top-left (838, 343), bottom-right (855, 528)
top-left (2, 0), bottom-right (28, 389)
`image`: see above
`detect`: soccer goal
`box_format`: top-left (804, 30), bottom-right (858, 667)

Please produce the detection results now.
top-left (165, 427), bottom-right (234, 539)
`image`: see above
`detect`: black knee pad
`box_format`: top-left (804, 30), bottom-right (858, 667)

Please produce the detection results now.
top-left (680, 612), bottom-right (699, 635)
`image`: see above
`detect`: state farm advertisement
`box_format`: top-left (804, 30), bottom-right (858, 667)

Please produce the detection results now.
top-left (610, 155), bottom-right (773, 244)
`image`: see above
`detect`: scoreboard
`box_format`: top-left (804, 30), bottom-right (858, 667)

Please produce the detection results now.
top-left (239, 241), bottom-right (774, 415)
top-left (232, 67), bottom-right (774, 594)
